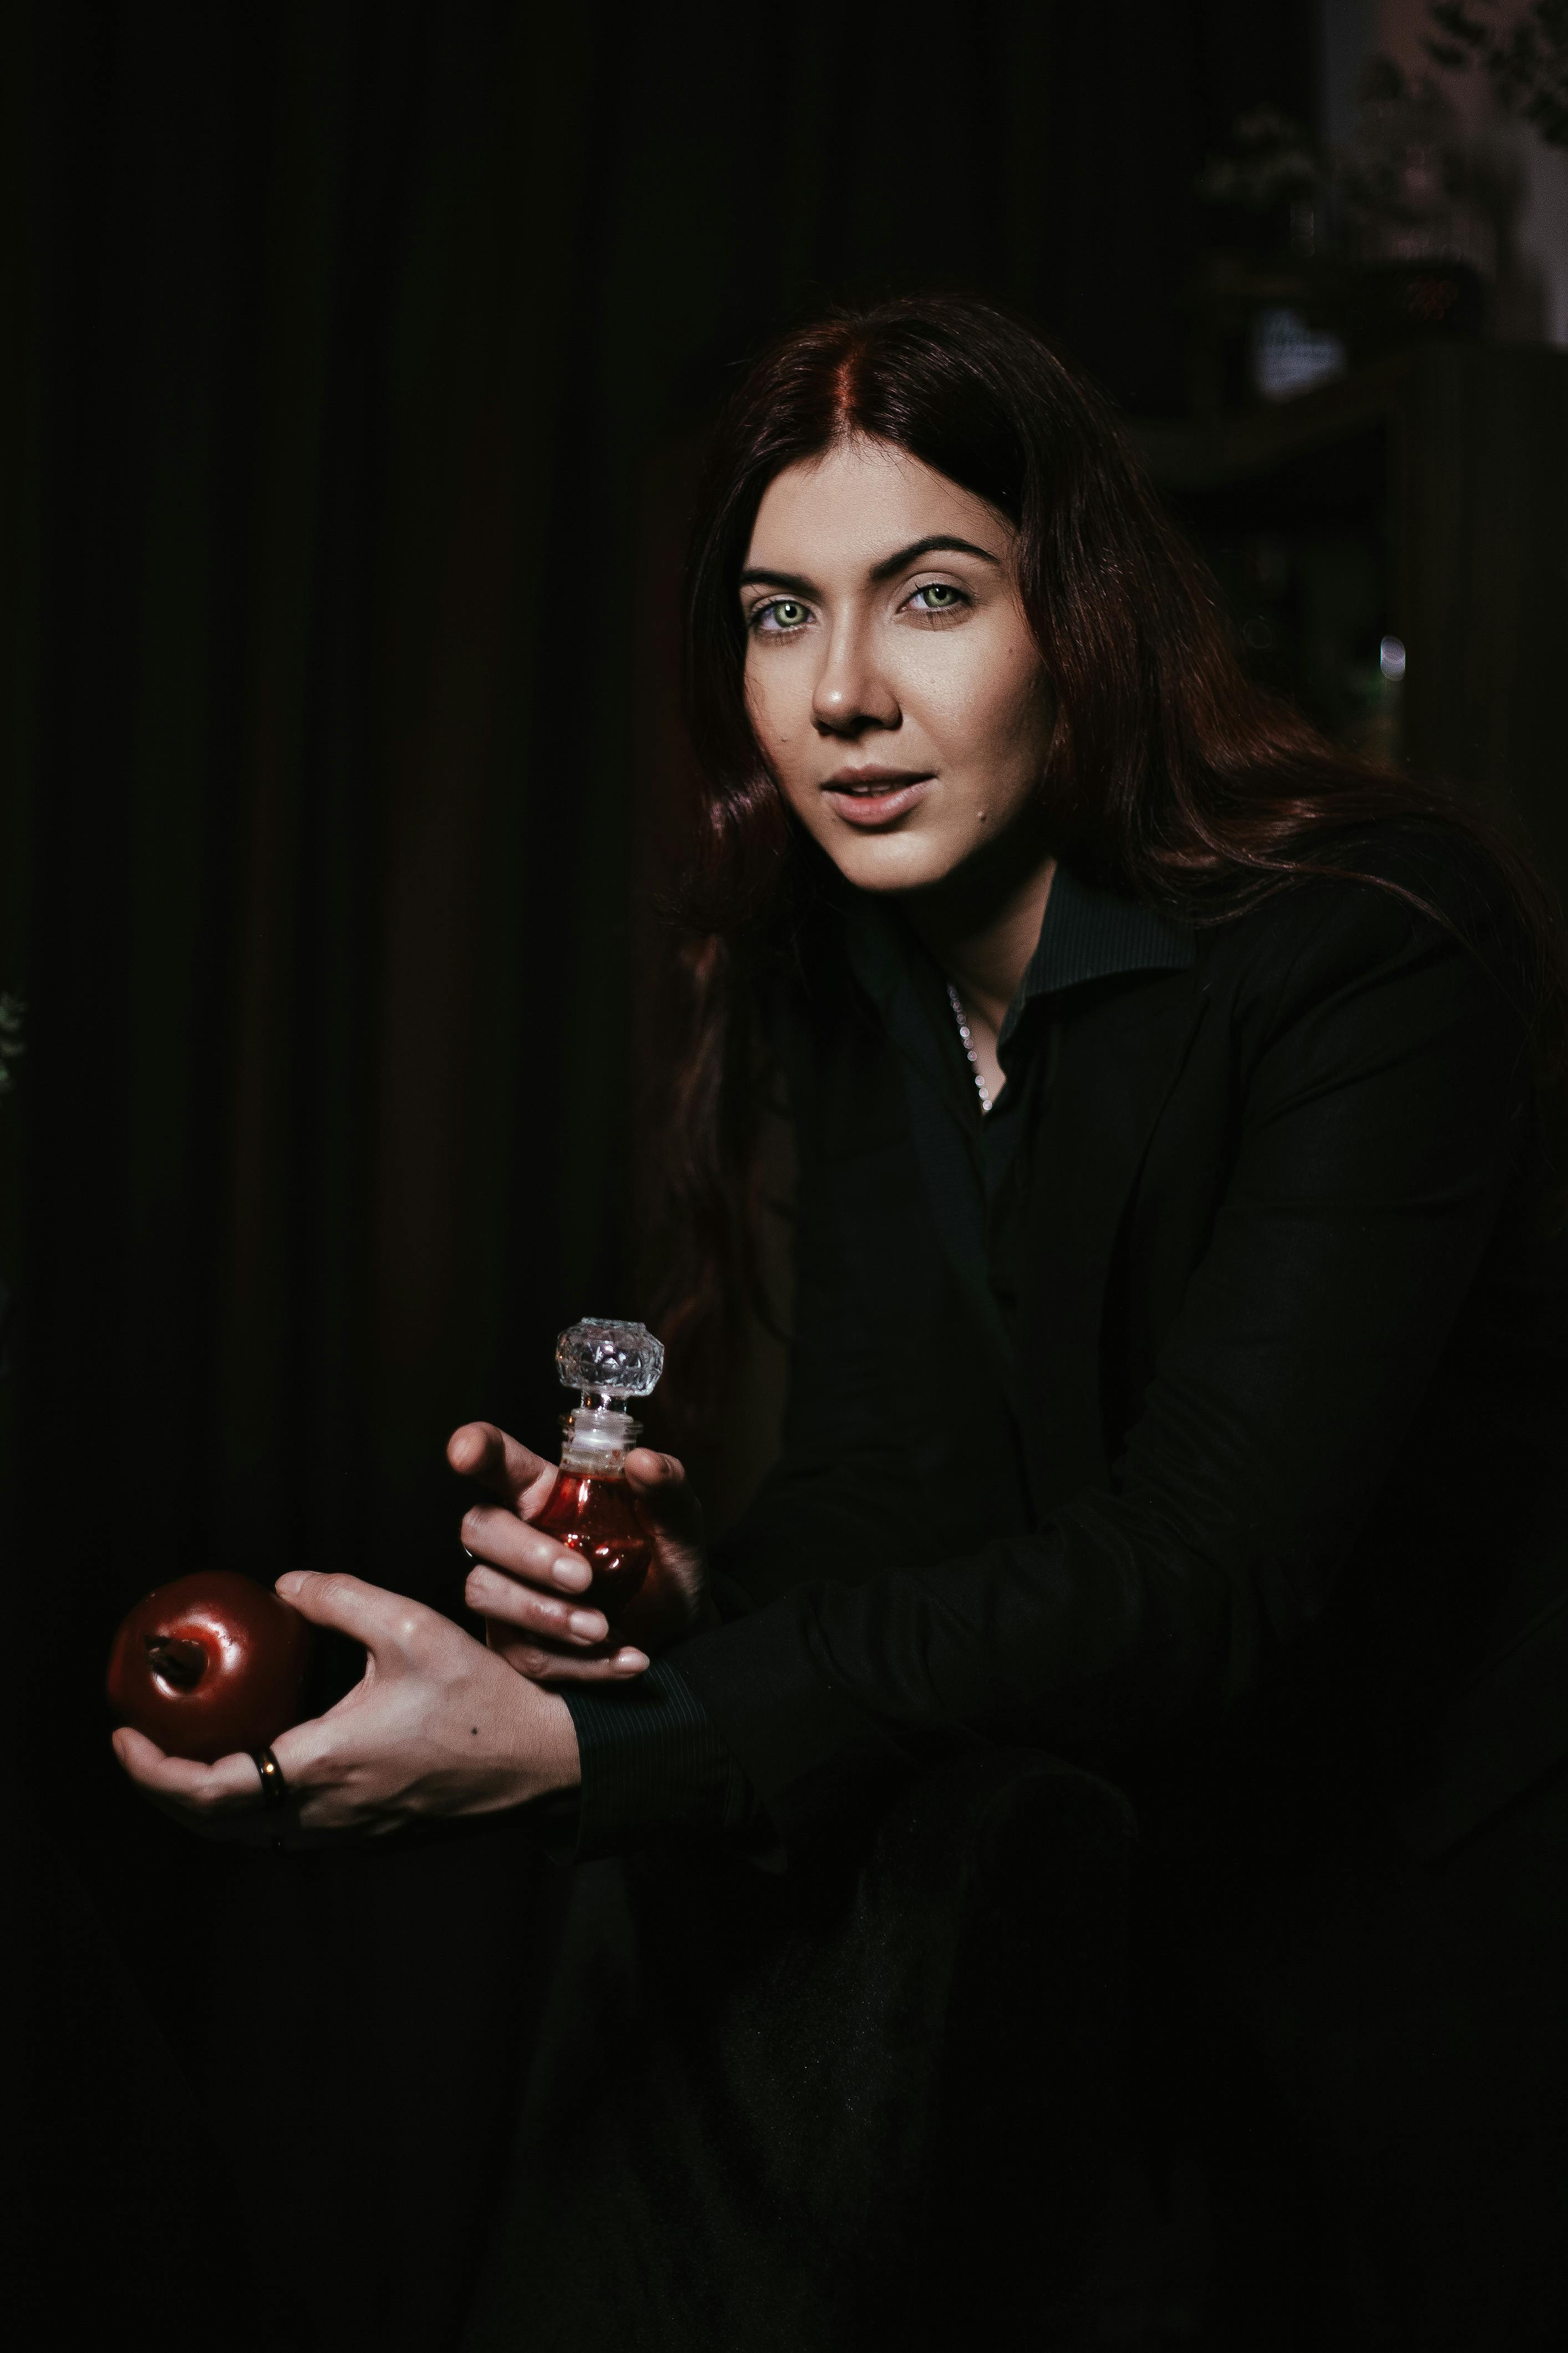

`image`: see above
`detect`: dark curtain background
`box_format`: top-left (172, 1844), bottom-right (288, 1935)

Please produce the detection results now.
top-left (0, 5), bottom-right (1314, 2346)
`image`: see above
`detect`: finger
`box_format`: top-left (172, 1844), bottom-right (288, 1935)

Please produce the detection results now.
top-left (486, 1624), bottom-right (649, 1683)
top-left (460, 1503), bottom-right (593, 1593)
top-left (274, 1569), bottom-right (438, 1659)
top-left (112, 1727), bottom-right (271, 1836)
top-left (624, 1449), bottom-right (705, 1545)
top-left (447, 1421), bottom-right (557, 1514)
top-left (465, 1561), bottom-right (607, 1645)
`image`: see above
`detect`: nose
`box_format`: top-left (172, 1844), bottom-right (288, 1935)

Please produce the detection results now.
top-left (811, 611), bottom-right (901, 739)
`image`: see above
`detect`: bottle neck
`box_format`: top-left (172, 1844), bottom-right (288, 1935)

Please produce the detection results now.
top-left (559, 1402), bottom-right (640, 1478)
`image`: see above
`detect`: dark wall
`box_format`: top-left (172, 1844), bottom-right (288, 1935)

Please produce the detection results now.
top-left (0, 5), bottom-right (1316, 2346)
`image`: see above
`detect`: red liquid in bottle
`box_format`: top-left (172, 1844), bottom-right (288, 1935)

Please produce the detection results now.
top-left (533, 1470), bottom-right (650, 1620)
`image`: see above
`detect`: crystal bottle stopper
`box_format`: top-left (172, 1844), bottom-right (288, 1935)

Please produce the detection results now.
top-left (555, 1318), bottom-right (664, 1469)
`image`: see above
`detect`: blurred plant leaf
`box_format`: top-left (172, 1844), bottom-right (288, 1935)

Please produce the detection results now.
top-left (1198, 105), bottom-right (1323, 210)
top-left (1427, 1), bottom-right (1568, 149)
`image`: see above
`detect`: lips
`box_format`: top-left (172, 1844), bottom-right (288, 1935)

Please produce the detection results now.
top-left (820, 770), bottom-right (934, 827)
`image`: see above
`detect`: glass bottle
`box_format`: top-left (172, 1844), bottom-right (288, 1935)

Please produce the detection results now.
top-left (532, 1317), bottom-right (664, 1621)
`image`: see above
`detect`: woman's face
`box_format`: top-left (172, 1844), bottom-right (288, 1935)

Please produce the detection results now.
top-left (740, 436), bottom-right (1054, 895)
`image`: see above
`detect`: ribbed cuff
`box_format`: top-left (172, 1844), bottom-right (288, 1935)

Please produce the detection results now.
top-left (561, 1655), bottom-right (755, 1859)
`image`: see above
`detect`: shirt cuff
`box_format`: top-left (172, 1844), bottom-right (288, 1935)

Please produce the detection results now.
top-left (559, 1655), bottom-right (756, 1859)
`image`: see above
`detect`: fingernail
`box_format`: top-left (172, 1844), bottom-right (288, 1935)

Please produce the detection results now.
top-left (613, 1649), bottom-right (649, 1673)
top-left (551, 1557), bottom-right (592, 1590)
top-left (276, 1572), bottom-right (305, 1596)
top-left (568, 1609), bottom-right (606, 1639)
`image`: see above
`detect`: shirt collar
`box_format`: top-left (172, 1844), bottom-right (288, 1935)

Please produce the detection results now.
top-left (1000, 864), bottom-right (1193, 1045)
top-left (844, 862), bottom-right (1194, 1050)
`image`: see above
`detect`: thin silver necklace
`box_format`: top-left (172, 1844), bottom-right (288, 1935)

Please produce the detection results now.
top-left (945, 980), bottom-right (994, 1115)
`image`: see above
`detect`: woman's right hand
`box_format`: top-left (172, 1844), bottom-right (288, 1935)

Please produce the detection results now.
top-left (447, 1421), bottom-right (714, 1684)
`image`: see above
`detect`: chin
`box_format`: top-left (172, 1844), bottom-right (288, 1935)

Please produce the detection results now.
top-left (831, 849), bottom-right (954, 895)
top-left (823, 828), bottom-right (977, 897)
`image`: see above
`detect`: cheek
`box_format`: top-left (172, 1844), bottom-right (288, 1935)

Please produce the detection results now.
top-left (743, 658), bottom-right (784, 756)
top-left (976, 639), bottom-right (1052, 759)
top-left (744, 659), bottom-right (821, 821)
top-left (910, 633), bottom-right (1050, 774)
top-left (745, 659), bottom-right (809, 776)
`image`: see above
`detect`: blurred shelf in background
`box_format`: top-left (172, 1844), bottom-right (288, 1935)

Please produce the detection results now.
top-left (1138, 342), bottom-right (1568, 901)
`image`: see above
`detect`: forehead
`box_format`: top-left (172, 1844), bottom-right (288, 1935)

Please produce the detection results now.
top-left (744, 437), bottom-right (1011, 572)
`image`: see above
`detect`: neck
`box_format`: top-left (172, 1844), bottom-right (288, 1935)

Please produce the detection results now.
top-left (902, 816), bottom-right (1056, 1034)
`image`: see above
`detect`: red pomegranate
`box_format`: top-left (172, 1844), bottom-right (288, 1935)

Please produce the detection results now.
top-left (106, 1572), bottom-right (311, 1764)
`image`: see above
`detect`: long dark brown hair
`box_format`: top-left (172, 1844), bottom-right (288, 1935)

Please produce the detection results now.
top-left (650, 294), bottom-right (1561, 1416)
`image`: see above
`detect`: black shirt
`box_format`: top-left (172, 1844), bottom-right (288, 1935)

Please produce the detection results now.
top-left (561, 867), bottom-right (1193, 1854)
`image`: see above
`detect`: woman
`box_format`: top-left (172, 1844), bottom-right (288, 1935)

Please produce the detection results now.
top-left (121, 299), bottom-right (1568, 2345)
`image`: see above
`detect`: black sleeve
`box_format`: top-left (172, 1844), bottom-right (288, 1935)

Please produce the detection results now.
top-left (559, 1657), bottom-right (757, 1857)
top-left (670, 878), bottom-right (1538, 1847)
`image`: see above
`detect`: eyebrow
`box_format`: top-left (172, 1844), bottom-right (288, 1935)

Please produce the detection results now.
top-left (737, 533), bottom-right (1003, 597)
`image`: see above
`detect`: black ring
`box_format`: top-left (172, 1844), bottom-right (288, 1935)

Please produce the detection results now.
top-left (251, 1747), bottom-right (289, 1812)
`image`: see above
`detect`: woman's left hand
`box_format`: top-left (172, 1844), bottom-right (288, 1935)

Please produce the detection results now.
top-left (111, 1570), bottom-right (580, 1845)
top-left (450, 1422), bottom-right (714, 1684)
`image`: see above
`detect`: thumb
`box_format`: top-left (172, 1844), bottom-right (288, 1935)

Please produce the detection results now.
top-left (274, 1570), bottom-right (433, 1660)
top-left (624, 1449), bottom-right (704, 1546)
top-left (447, 1420), bottom-right (556, 1513)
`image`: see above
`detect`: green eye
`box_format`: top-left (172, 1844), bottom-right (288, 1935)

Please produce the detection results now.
top-left (913, 582), bottom-right (962, 611)
top-left (750, 597), bottom-right (810, 634)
